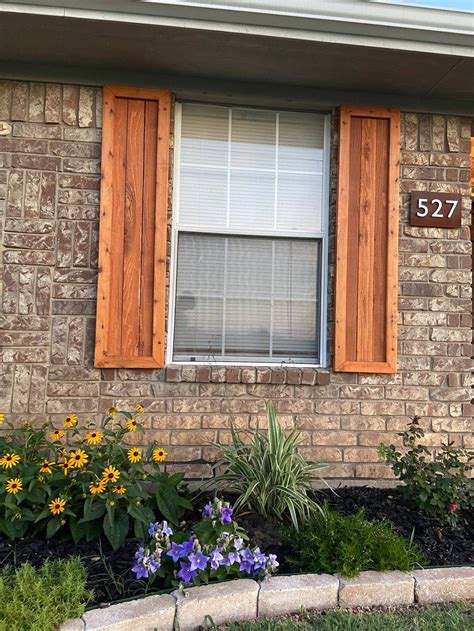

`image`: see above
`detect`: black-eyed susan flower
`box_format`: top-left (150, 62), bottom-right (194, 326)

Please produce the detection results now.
top-left (6, 478), bottom-right (22, 494)
top-left (106, 407), bottom-right (117, 416)
top-left (102, 465), bottom-right (120, 484)
top-left (126, 419), bottom-right (138, 432)
top-left (89, 480), bottom-right (107, 495)
top-left (0, 453), bottom-right (21, 469)
top-left (85, 430), bottom-right (103, 445)
top-left (113, 485), bottom-right (126, 495)
top-left (68, 449), bottom-right (88, 469)
top-left (49, 429), bottom-right (65, 441)
top-left (49, 497), bottom-right (66, 516)
top-left (152, 448), bottom-right (167, 463)
top-left (127, 447), bottom-right (142, 464)
top-left (39, 459), bottom-right (54, 474)
top-left (63, 414), bottom-right (78, 428)
top-left (135, 403), bottom-right (145, 414)
top-left (58, 459), bottom-right (72, 476)
top-left (0, 413), bottom-right (4, 425)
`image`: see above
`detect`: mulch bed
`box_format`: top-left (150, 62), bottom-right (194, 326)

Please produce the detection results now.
top-left (0, 487), bottom-right (472, 606)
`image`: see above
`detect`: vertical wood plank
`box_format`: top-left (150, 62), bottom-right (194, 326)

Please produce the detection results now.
top-left (122, 99), bottom-right (145, 357)
top-left (141, 100), bottom-right (158, 357)
top-left (346, 117), bottom-right (362, 361)
top-left (107, 97), bottom-right (127, 357)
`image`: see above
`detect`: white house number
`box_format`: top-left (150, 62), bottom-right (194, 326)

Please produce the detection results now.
top-left (410, 192), bottom-right (462, 228)
top-left (415, 198), bottom-right (458, 219)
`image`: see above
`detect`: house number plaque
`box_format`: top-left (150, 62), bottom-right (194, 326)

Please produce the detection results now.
top-left (410, 192), bottom-right (462, 228)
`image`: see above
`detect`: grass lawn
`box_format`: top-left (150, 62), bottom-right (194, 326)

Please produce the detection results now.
top-left (226, 603), bottom-right (473, 631)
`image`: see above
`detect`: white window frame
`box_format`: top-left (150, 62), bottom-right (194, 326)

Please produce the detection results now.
top-left (167, 102), bottom-right (331, 368)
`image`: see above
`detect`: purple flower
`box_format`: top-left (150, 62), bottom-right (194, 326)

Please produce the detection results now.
top-left (268, 554), bottom-right (279, 570)
top-left (188, 550), bottom-right (209, 572)
top-left (148, 522), bottom-right (160, 537)
top-left (132, 547), bottom-right (160, 580)
top-left (253, 548), bottom-right (267, 571)
top-left (233, 537), bottom-right (243, 551)
top-left (209, 547), bottom-right (224, 570)
top-left (167, 542), bottom-right (184, 563)
top-left (202, 501), bottom-right (212, 518)
top-left (239, 547), bottom-right (256, 574)
top-left (161, 520), bottom-right (173, 536)
top-left (181, 536), bottom-right (195, 556)
top-left (220, 507), bottom-right (233, 525)
top-left (177, 561), bottom-right (198, 585)
top-left (223, 551), bottom-right (240, 566)
top-left (132, 561), bottom-right (149, 580)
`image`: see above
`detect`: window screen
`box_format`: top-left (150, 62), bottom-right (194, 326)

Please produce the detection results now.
top-left (172, 103), bottom-right (327, 364)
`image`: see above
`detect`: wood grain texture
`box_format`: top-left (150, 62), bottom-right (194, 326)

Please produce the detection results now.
top-left (335, 105), bottom-right (400, 373)
top-left (94, 85), bottom-right (171, 368)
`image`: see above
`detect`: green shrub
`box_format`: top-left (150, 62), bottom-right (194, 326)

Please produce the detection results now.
top-left (212, 403), bottom-right (326, 529)
top-left (0, 407), bottom-right (191, 549)
top-left (283, 503), bottom-right (425, 577)
top-left (0, 558), bottom-right (92, 631)
top-left (379, 417), bottom-right (473, 526)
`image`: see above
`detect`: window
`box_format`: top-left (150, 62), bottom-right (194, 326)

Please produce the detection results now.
top-left (169, 103), bottom-right (329, 366)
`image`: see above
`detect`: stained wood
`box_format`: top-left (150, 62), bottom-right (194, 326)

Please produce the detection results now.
top-left (335, 106), bottom-right (400, 373)
top-left (95, 86), bottom-right (171, 368)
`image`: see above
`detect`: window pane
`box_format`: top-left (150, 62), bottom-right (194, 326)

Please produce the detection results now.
top-left (173, 234), bottom-right (320, 362)
top-left (178, 104), bottom-right (325, 233)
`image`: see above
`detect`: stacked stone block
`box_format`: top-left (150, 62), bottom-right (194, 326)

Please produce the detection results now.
top-left (0, 79), bottom-right (472, 482)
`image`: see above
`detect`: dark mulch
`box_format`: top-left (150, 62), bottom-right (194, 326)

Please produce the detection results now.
top-left (0, 487), bottom-right (471, 606)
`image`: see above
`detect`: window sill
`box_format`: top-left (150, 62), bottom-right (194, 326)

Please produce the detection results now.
top-left (165, 365), bottom-right (330, 386)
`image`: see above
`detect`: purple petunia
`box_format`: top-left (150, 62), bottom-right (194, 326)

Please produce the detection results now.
top-left (220, 506), bottom-right (234, 525)
top-left (177, 561), bottom-right (198, 585)
top-left (188, 550), bottom-right (209, 572)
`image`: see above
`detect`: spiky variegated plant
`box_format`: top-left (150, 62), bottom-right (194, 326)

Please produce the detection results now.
top-left (212, 403), bottom-right (326, 529)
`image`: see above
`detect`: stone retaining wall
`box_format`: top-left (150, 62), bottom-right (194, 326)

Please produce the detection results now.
top-left (0, 79), bottom-right (472, 482)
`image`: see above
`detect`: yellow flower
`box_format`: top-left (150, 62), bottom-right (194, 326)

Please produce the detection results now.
top-left (0, 453), bottom-right (21, 469)
top-left (126, 419), bottom-right (138, 432)
top-left (39, 459), bottom-right (54, 474)
top-left (58, 459), bottom-right (72, 476)
top-left (135, 403), bottom-right (145, 414)
top-left (0, 413), bottom-right (4, 425)
top-left (69, 449), bottom-right (88, 469)
top-left (127, 447), bottom-right (142, 464)
top-left (102, 466), bottom-right (120, 484)
top-left (152, 447), bottom-right (168, 463)
top-left (6, 478), bottom-right (23, 494)
top-left (49, 429), bottom-right (65, 441)
top-left (89, 480), bottom-right (107, 495)
top-left (49, 498), bottom-right (66, 516)
top-left (106, 407), bottom-right (117, 416)
top-left (85, 430), bottom-right (103, 445)
top-left (113, 485), bottom-right (126, 495)
top-left (63, 414), bottom-right (78, 428)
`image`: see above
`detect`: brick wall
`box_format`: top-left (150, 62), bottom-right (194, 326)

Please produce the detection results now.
top-left (0, 80), bottom-right (472, 483)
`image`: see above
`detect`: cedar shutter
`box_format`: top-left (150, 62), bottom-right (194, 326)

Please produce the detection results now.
top-left (95, 86), bottom-right (171, 368)
top-left (334, 106), bottom-right (400, 373)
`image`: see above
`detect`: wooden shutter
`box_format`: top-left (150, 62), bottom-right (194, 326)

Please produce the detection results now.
top-left (334, 106), bottom-right (400, 373)
top-left (95, 86), bottom-right (171, 368)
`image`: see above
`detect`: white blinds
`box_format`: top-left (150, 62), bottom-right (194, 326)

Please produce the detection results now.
top-left (174, 234), bottom-right (321, 362)
top-left (179, 104), bottom-right (325, 234)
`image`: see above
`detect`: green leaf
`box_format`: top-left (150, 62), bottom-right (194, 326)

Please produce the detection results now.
top-left (103, 510), bottom-right (129, 551)
top-left (69, 516), bottom-right (88, 543)
top-left (156, 484), bottom-right (181, 524)
top-left (46, 518), bottom-right (62, 539)
top-left (79, 500), bottom-right (106, 523)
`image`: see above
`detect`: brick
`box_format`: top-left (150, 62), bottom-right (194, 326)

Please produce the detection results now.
top-left (62, 85), bottom-right (78, 125)
top-left (413, 567), bottom-right (474, 604)
top-left (339, 571), bottom-right (414, 608)
top-left (259, 574), bottom-right (339, 618)
top-left (11, 83), bottom-right (28, 120)
top-left (173, 579), bottom-right (258, 630)
top-left (82, 593), bottom-right (175, 630)
top-left (45, 84), bottom-right (61, 123)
